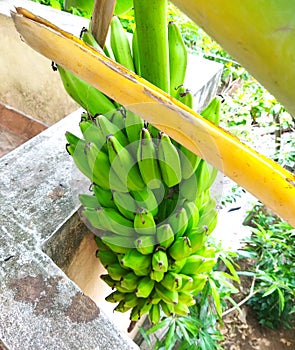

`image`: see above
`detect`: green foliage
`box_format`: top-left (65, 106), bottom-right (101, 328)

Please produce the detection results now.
top-left (29, 0), bottom-right (63, 9)
top-left (140, 242), bottom-right (241, 349)
top-left (242, 213), bottom-right (295, 329)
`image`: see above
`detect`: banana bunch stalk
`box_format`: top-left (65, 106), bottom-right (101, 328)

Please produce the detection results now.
top-left (60, 0), bottom-right (220, 326)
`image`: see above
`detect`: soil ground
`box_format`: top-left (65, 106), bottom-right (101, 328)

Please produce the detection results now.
top-left (219, 259), bottom-right (295, 350)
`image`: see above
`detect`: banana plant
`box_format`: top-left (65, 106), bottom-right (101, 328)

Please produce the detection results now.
top-left (12, 6), bottom-right (295, 227)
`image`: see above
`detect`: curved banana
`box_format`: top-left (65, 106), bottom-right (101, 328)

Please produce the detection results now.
top-left (157, 131), bottom-right (182, 187)
top-left (134, 208), bottom-right (156, 235)
top-left (106, 134), bottom-right (145, 192)
top-left (168, 21), bottom-right (187, 97)
top-left (110, 16), bottom-right (135, 72)
top-left (137, 127), bottom-right (162, 189)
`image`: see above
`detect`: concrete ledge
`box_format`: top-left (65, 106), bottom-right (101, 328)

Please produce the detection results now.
top-left (0, 109), bottom-right (138, 350)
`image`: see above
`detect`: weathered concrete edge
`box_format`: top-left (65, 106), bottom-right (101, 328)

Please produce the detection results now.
top-left (0, 108), bottom-right (139, 350)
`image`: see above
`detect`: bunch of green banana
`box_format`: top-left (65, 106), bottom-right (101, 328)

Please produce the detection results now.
top-left (60, 5), bottom-right (222, 327)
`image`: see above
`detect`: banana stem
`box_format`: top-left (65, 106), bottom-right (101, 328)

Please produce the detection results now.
top-left (133, 0), bottom-right (170, 93)
top-left (91, 0), bottom-right (116, 48)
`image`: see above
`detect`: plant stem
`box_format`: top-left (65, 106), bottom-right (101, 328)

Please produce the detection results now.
top-left (91, 0), bottom-right (116, 48)
top-left (133, 0), bottom-right (170, 93)
top-left (222, 275), bottom-right (262, 317)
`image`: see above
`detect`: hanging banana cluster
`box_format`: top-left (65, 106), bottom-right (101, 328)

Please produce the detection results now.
top-left (60, 14), bottom-right (221, 324)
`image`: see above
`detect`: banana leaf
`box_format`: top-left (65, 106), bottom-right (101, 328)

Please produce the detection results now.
top-left (11, 8), bottom-right (295, 227)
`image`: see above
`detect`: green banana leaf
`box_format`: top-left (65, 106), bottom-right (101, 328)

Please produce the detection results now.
top-left (63, 0), bottom-right (133, 17)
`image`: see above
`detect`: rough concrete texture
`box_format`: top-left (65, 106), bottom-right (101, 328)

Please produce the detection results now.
top-left (0, 109), bottom-right (139, 350)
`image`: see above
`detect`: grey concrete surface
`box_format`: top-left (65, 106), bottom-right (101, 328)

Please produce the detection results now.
top-left (0, 109), bottom-right (139, 350)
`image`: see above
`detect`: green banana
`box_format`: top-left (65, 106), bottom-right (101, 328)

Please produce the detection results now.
top-left (186, 230), bottom-right (206, 252)
top-left (156, 223), bottom-right (175, 249)
top-left (150, 292), bottom-right (161, 304)
top-left (133, 266), bottom-right (152, 277)
top-left (168, 258), bottom-right (187, 273)
top-left (105, 290), bottom-right (126, 303)
top-left (66, 132), bottom-right (100, 184)
top-left (79, 120), bottom-right (106, 151)
top-left (150, 269), bottom-right (165, 282)
top-left (178, 291), bottom-right (196, 306)
top-left (178, 274), bottom-right (194, 292)
top-left (108, 263), bottom-right (129, 281)
top-left (134, 235), bottom-right (156, 255)
top-left (134, 208), bottom-right (156, 235)
top-left (106, 134), bottom-right (145, 192)
top-left (179, 144), bottom-right (201, 180)
top-left (195, 160), bottom-right (217, 196)
top-left (138, 299), bottom-right (153, 318)
top-left (180, 255), bottom-right (204, 275)
top-left (78, 193), bottom-right (100, 209)
top-left (173, 302), bottom-right (190, 316)
top-left (179, 173), bottom-right (198, 202)
top-left (84, 141), bottom-right (117, 190)
top-left (201, 96), bottom-right (221, 125)
top-left (180, 274), bottom-right (207, 294)
top-left (167, 206), bottom-right (188, 238)
top-left (194, 258), bottom-right (216, 274)
top-left (137, 128), bottom-right (162, 189)
top-left (110, 16), bottom-right (135, 72)
top-left (133, 0), bottom-right (170, 93)
top-left (113, 191), bottom-right (137, 220)
top-left (161, 272), bottom-right (182, 291)
top-left (168, 236), bottom-right (192, 261)
top-left (152, 249), bottom-right (169, 272)
top-left (136, 276), bottom-right (155, 298)
top-left (97, 249), bottom-right (118, 268)
top-left (82, 208), bottom-right (107, 231)
top-left (110, 108), bottom-right (126, 130)
top-left (93, 185), bottom-right (116, 209)
top-left (157, 132), bottom-right (182, 187)
top-left (195, 246), bottom-right (216, 258)
top-left (155, 284), bottom-right (178, 305)
top-left (183, 200), bottom-right (200, 231)
top-left (94, 114), bottom-right (128, 147)
top-left (101, 233), bottom-right (135, 254)
top-left (120, 249), bottom-right (152, 270)
top-left (196, 207), bottom-right (218, 235)
top-left (114, 300), bottom-right (133, 313)
top-left (160, 300), bottom-right (174, 317)
top-left (131, 187), bottom-right (159, 216)
top-left (94, 236), bottom-right (110, 251)
top-left (124, 110), bottom-right (144, 147)
top-left (92, 207), bottom-right (135, 236)
top-left (123, 293), bottom-right (139, 308)
top-left (132, 28), bottom-right (140, 75)
top-left (81, 28), bottom-right (105, 55)
top-left (120, 272), bottom-right (140, 291)
top-left (175, 86), bottom-right (194, 108)
top-left (57, 65), bottom-right (116, 116)
top-left (100, 274), bottom-right (117, 289)
top-left (168, 21), bottom-right (188, 97)
top-left (190, 275), bottom-right (208, 294)
top-left (149, 303), bottom-right (161, 324)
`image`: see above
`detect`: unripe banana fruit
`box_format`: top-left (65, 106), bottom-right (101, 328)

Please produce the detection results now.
top-left (61, 7), bottom-right (220, 327)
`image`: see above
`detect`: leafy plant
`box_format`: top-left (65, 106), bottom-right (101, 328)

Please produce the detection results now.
top-left (140, 241), bottom-right (240, 349)
top-left (242, 219), bottom-right (295, 329)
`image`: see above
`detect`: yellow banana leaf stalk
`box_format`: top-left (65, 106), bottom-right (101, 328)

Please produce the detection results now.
top-left (172, 0), bottom-right (295, 116)
top-left (11, 8), bottom-right (295, 227)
